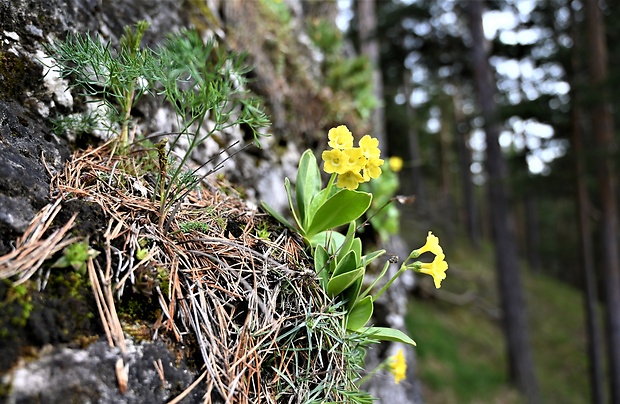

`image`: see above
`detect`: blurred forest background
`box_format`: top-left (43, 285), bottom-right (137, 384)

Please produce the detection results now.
top-left (326, 0), bottom-right (620, 403)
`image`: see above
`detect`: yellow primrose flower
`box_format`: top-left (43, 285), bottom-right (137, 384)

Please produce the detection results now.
top-left (414, 231), bottom-right (443, 257)
top-left (418, 253), bottom-right (448, 289)
top-left (388, 349), bottom-right (407, 384)
top-left (362, 157), bottom-right (384, 181)
top-left (359, 135), bottom-right (381, 159)
top-left (388, 156), bottom-right (404, 172)
top-left (337, 170), bottom-right (364, 190)
top-left (328, 125), bottom-right (354, 150)
top-left (322, 149), bottom-right (349, 174)
top-left (343, 147), bottom-right (366, 171)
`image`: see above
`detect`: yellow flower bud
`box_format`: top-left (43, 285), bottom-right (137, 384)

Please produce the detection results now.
top-left (388, 349), bottom-right (407, 384)
top-left (388, 156), bottom-right (404, 172)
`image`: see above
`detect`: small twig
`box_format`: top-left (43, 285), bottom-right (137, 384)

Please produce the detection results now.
top-left (167, 370), bottom-right (207, 404)
top-left (153, 359), bottom-right (165, 388)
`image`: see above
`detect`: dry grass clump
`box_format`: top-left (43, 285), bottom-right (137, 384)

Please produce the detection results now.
top-left (0, 140), bottom-right (366, 403)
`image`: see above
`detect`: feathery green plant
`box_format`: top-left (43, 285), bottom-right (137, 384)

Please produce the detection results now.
top-left (47, 21), bottom-right (270, 231)
top-left (49, 21), bottom-right (152, 148)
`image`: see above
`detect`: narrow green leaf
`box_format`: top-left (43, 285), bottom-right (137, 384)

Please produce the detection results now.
top-left (314, 244), bottom-right (329, 290)
top-left (327, 266), bottom-right (364, 296)
top-left (351, 238), bottom-right (362, 264)
top-left (361, 249), bottom-right (386, 267)
top-left (296, 150), bottom-right (321, 228)
top-left (337, 221), bottom-right (356, 262)
top-left (306, 190), bottom-right (372, 237)
top-left (260, 201), bottom-right (295, 231)
top-left (346, 296), bottom-right (373, 331)
top-left (358, 326), bottom-right (417, 346)
top-left (284, 178), bottom-right (302, 231)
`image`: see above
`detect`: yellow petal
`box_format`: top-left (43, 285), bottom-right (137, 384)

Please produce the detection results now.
top-left (336, 170), bottom-right (364, 190)
top-left (322, 149), bottom-right (348, 174)
top-left (415, 231), bottom-right (443, 256)
top-left (327, 125), bottom-right (354, 150)
top-left (359, 135), bottom-right (381, 159)
top-left (419, 254), bottom-right (448, 288)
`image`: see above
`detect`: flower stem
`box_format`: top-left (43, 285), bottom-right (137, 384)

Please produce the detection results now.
top-left (373, 264), bottom-right (407, 301)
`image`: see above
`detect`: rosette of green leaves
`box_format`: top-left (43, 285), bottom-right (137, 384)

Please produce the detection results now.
top-left (313, 223), bottom-right (416, 345)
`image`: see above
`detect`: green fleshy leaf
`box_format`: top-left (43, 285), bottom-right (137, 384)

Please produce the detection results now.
top-left (296, 150), bottom-right (321, 228)
top-left (309, 230), bottom-right (346, 253)
top-left (331, 250), bottom-right (358, 278)
top-left (306, 190), bottom-right (372, 238)
top-left (346, 296), bottom-right (373, 331)
top-left (342, 276), bottom-right (363, 311)
top-left (337, 221), bottom-right (356, 262)
top-left (327, 266), bottom-right (364, 296)
top-left (326, 247), bottom-right (362, 297)
top-left (314, 244), bottom-right (330, 290)
top-left (307, 185), bottom-right (339, 221)
top-left (358, 326), bottom-right (417, 346)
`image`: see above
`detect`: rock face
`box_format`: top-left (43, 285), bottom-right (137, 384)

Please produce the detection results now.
top-left (5, 340), bottom-right (206, 404)
top-left (0, 100), bottom-right (71, 252)
top-left (0, 0), bottom-right (422, 402)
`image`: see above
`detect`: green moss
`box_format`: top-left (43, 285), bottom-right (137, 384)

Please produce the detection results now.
top-left (0, 51), bottom-right (42, 100)
top-left (0, 279), bottom-right (35, 334)
top-left (158, 266), bottom-right (170, 294)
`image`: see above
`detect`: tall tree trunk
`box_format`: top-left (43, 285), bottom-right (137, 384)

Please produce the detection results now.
top-left (585, 0), bottom-right (620, 401)
top-left (573, 102), bottom-right (605, 404)
top-left (452, 89), bottom-right (480, 248)
top-left (357, 0), bottom-right (387, 150)
top-left (438, 92), bottom-right (456, 240)
top-left (465, 1), bottom-right (539, 402)
top-left (403, 70), bottom-right (427, 211)
top-left (524, 192), bottom-right (540, 273)
top-left (570, 4), bottom-right (605, 402)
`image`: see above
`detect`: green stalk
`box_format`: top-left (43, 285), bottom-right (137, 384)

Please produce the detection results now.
top-left (372, 264), bottom-right (408, 302)
top-left (357, 260), bottom-right (391, 302)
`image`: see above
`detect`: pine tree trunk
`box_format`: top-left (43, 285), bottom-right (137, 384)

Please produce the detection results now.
top-left (465, 1), bottom-right (539, 402)
top-left (358, 0), bottom-right (387, 150)
top-left (570, 4), bottom-right (605, 402)
top-left (572, 103), bottom-right (605, 404)
top-left (403, 70), bottom-right (427, 211)
top-left (585, 0), bottom-right (620, 401)
top-left (452, 90), bottom-right (480, 248)
top-left (524, 192), bottom-right (540, 272)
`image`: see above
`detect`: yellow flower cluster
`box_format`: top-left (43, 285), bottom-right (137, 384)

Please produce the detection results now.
top-left (321, 125), bottom-right (384, 190)
top-left (413, 231), bottom-right (448, 289)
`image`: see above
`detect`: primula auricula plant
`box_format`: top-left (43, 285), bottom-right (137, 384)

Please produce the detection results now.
top-left (263, 125), bottom-right (449, 350)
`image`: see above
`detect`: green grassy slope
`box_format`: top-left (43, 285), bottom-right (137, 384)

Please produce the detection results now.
top-left (405, 240), bottom-right (597, 403)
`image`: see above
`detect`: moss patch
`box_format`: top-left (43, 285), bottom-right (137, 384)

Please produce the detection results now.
top-left (0, 268), bottom-right (99, 373)
top-left (0, 51), bottom-right (43, 101)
